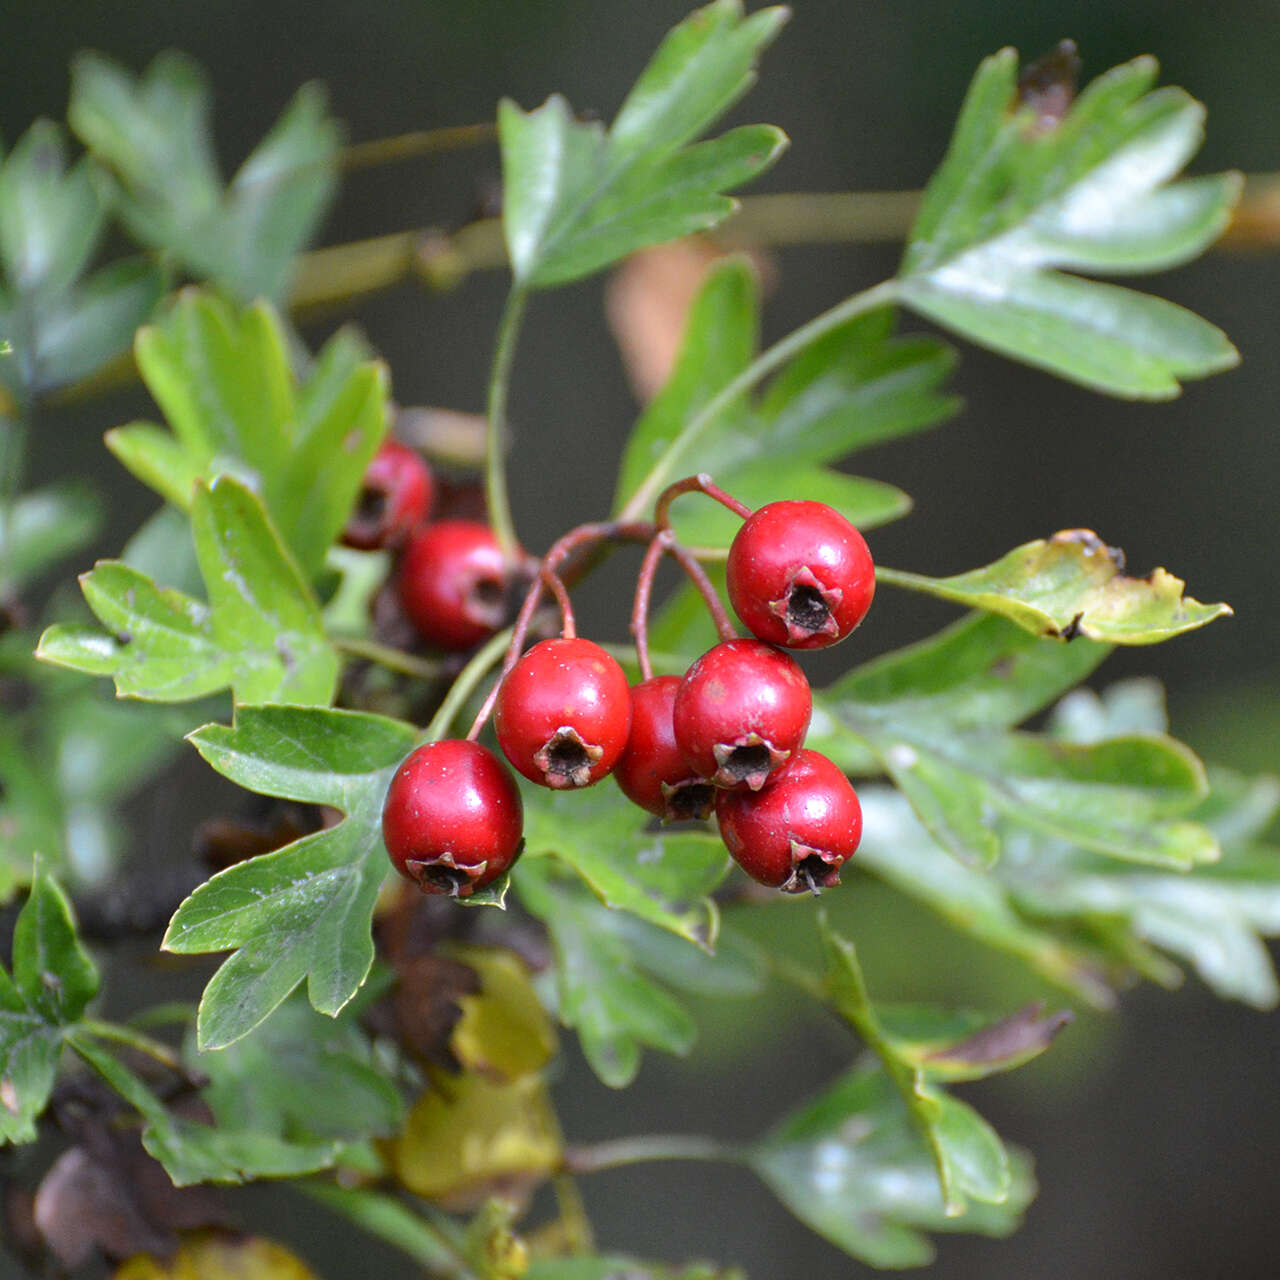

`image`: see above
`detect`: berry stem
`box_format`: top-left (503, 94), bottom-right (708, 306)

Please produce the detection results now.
top-left (619, 278), bottom-right (902, 521)
top-left (331, 634), bottom-right (443, 680)
top-left (630, 531), bottom-right (672, 682)
top-left (562, 1134), bottom-right (739, 1174)
top-left (423, 625), bottom-right (514, 744)
top-left (667, 539), bottom-right (737, 642)
top-left (541, 565), bottom-right (577, 638)
top-left (483, 286), bottom-right (529, 561)
top-left (654, 473), bottom-right (753, 529)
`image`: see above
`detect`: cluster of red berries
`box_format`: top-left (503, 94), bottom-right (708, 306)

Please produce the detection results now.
top-left (378, 475), bottom-right (873, 900)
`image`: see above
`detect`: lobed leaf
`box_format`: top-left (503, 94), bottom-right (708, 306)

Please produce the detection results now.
top-left (0, 862), bottom-right (98, 1143)
top-left (166, 705), bottom-right (414, 1047)
top-left (112, 291), bottom-right (388, 577)
top-left (70, 52), bottom-right (339, 302)
top-left (71, 1037), bottom-right (337, 1185)
top-left (38, 477), bottom-right (338, 707)
top-left (899, 50), bottom-right (1239, 397)
top-left (749, 1065), bottom-right (1035, 1268)
top-left (884, 529), bottom-right (1231, 643)
top-left (516, 858), bottom-right (699, 1088)
top-left (500, 1), bottom-right (787, 289)
top-left (613, 260), bottom-right (957, 541)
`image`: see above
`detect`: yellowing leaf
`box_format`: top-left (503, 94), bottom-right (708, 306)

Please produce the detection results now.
top-left (389, 1074), bottom-right (563, 1209)
top-left (115, 1233), bottom-right (318, 1280)
top-left (448, 946), bottom-right (558, 1082)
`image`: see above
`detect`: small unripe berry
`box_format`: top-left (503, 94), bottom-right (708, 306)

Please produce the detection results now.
top-left (343, 440), bottom-right (435, 550)
top-left (727, 501), bottom-right (874, 649)
top-left (398, 520), bottom-right (511, 651)
top-left (715, 749), bottom-right (861, 892)
top-left (673, 639), bottom-right (811, 791)
top-left (614, 676), bottom-right (715, 821)
top-left (495, 638), bottom-right (632, 789)
top-left (382, 739), bottom-right (524, 897)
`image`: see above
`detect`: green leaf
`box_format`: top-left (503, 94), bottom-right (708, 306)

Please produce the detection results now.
top-left (114, 291), bottom-right (388, 577)
top-left (899, 50), bottom-right (1239, 397)
top-left (515, 858), bottom-right (698, 1088)
top-left (70, 1036), bottom-right (337, 1185)
top-left (818, 612), bottom-right (1214, 869)
top-left (38, 476), bottom-right (338, 706)
top-left (194, 993), bottom-right (404, 1145)
top-left (612, 263), bottom-right (956, 542)
top-left (876, 1002), bottom-right (1073, 1082)
top-left (0, 120), bottom-right (164, 396)
top-left (499, 1), bottom-right (787, 288)
top-left (749, 1065), bottom-right (1034, 1268)
top-left (818, 916), bottom-right (1018, 1214)
top-left (165, 705), bottom-right (415, 1047)
top-left (854, 786), bottom-right (1119, 1006)
top-left (520, 786), bottom-right (729, 946)
top-left (883, 529), bottom-right (1231, 643)
top-left (0, 482), bottom-right (102, 593)
top-left (70, 52), bottom-right (339, 302)
top-left (0, 862), bottom-right (99, 1144)
top-left (0, 120), bottom-right (103, 296)
top-left (11, 858), bottom-right (99, 1024)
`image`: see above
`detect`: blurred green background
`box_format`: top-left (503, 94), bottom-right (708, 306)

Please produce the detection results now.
top-left (4, 0), bottom-right (1279, 1276)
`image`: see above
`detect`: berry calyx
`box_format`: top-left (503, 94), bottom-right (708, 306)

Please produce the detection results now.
top-left (614, 676), bottom-right (715, 822)
top-left (673, 639), bottom-right (812, 791)
top-left (726, 501), bottom-right (875, 649)
top-left (398, 520), bottom-right (512, 651)
top-left (495, 637), bottom-right (632, 789)
top-left (715, 749), bottom-right (862, 893)
top-left (382, 739), bottom-right (524, 897)
top-left (343, 440), bottom-right (435, 551)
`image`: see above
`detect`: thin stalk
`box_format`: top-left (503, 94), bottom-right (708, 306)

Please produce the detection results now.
top-left (562, 1134), bottom-right (739, 1174)
top-left (654, 473), bottom-right (753, 530)
top-left (484, 288), bottom-right (529, 561)
top-left (333, 634), bottom-right (443, 680)
top-left (423, 625), bottom-right (514, 744)
top-left (78, 1018), bottom-right (193, 1079)
top-left (342, 121), bottom-right (496, 171)
top-left (619, 278), bottom-right (901, 521)
top-left (296, 1183), bottom-right (477, 1279)
top-left (541, 566), bottom-right (577, 638)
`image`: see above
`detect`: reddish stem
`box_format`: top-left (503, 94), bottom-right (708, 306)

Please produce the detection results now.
top-left (667, 541), bottom-right (737, 643)
top-left (542, 566), bottom-right (577, 639)
top-left (654, 473), bottom-right (753, 532)
top-left (630, 531), bottom-right (672, 683)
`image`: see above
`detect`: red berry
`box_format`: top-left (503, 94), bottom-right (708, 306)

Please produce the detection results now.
top-left (382, 739), bottom-right (524, 897)
top-left (726, 501), bottom-right (874, 649)
top-left (398, 520), bottom-right (511, 651)
top-left (495, 638), bottom-right (632, 789)
top-left (715, 749), bottom-right (861, 892)
top-left (673, 639), bottom-right (811, 791)
top-left (343, 441), bottom-right (435, 551)
top-left (614, 676), bottom-right (715, 822)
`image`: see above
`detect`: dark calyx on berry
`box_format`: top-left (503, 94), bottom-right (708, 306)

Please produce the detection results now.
top-left (382, 739), bottom-right (524, 897)
top-left (715, 749), bottom-right (862, 893)
top-left (343, 440), bottom-right (435, 551)
top-left (727, 500), bottom-right (874, 650)
top-left (397, 520), bottom-right (512, 651)
top-left (615, 676), bottom-right (715, 821)
top-left (673, 639), bottom-right (812, 792)
top-left (495, 637), bottom-right (632, 789)
top-left (532, 725), bottom-right (604, 789)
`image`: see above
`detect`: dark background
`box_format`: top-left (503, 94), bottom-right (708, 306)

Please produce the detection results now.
top-left (4, 1), bottom-right (1279, 1276)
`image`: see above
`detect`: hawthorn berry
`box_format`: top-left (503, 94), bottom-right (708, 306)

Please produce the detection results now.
top-left (495, 637), bottom-right (632, 789)
top-left (673, 638), bottom-right (811, 791)
top-left (342, 440), bottom-right (435, 551)
top-left (726, 500), bottom-right (874, 649)
top-left (398, 520), bottom-right (511, 651)
top-left (614, 675), bottom-right (715, 821)
top-left (715, 749), bottom-right (862, 893)
top-left (382, 739), bottom-right (524, 897)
